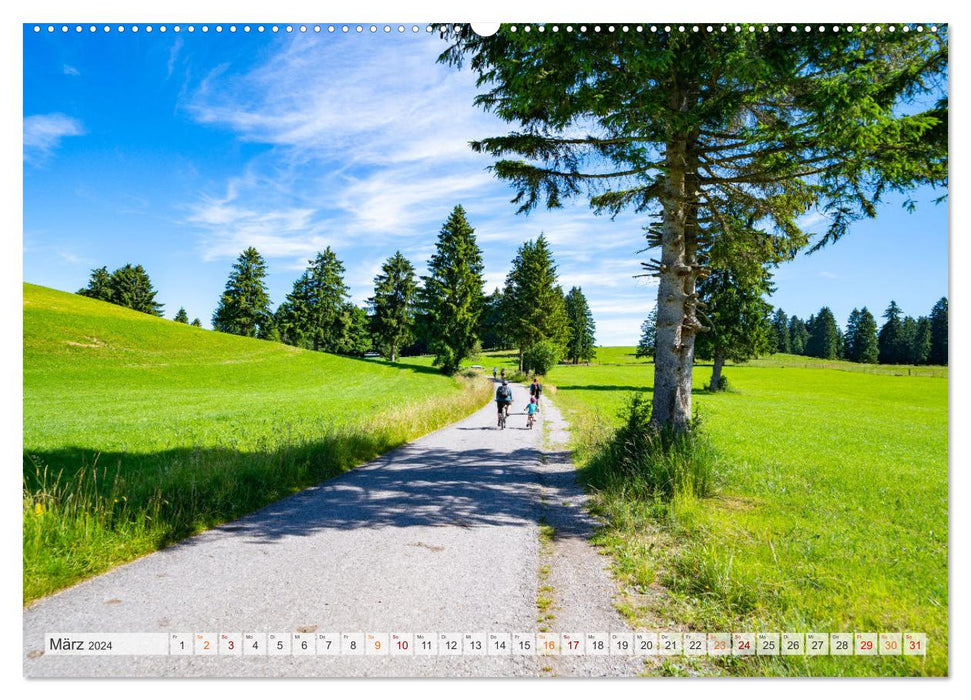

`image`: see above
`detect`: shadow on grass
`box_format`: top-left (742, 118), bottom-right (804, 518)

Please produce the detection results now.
top-left (24, 434), bottom-right (589, 558)
top-left (341, 354), bottom-right (445, 377)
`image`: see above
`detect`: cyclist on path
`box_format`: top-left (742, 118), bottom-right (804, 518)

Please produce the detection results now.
top-left (496, 379), bottom-right (513, 426)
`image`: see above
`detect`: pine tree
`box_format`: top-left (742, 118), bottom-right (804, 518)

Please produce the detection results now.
top-left (368, 251), bottom-right (417, 362)
top-left (191, 318), bottom-right (202, 328)
top-left (174, 307), bottom-right (189, 324)
top-left (212, 247), bottom-right (273, 338)
top-left (502, 234), bottom-right (570, 371)
top-left (77, 266), bottom-right (112, 302)
top-left (844, 308), bottom-right (862, 360)
top-left (564, 286), bottom-right (596, 364)
top-left (855, 308), bottom-right (880, 364)
top-left (771, 309), bottom-right (790, 354)
top-left (805, 307), bottom-right (840, 359)
top-left (635, 308), bottom-right (658, 361)
top-left (912, 316), bottom-right (932, 365)
top-left (788, 316), bottom-right (809, 356)
top-left (420, 205), bottom-right (485, 373)
top-left (277, 247), bottom-right (350, 352)
top-left (929, 297), bottom-right (948, 365)
top-left (845, 307), bottom-right (879, 364)
top-left (899, 316), bottom-right (918, 364)
top-left (443, 25), bottom-right (947, 431)
top-left (107, 264), bottom-right (164, 316)
top-left (694, 262), bottom-right (774, 390)
top-left (878, 301), bottom-right (906, 364)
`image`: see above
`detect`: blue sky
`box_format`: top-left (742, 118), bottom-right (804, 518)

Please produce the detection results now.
top-left (23, 24), bottom-right (948, 344)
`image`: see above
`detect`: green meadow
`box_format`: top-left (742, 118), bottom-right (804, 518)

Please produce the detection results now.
top-left (22, 285), bottom-right (949, 677)
top-left (23, 283), bottom-right (490, 603)
top-left (544, 347), bottom-right (948, 677)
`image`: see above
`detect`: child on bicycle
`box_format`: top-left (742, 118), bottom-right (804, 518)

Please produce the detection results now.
top-left (524, 396), bottom-right (539, 428)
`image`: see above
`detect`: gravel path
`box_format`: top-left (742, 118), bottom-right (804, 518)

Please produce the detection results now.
top-left (23, 380), bottom-right (639, 678)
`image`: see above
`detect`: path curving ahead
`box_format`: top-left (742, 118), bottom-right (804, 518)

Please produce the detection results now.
top-left (23, 380), bottom-right (640, 678)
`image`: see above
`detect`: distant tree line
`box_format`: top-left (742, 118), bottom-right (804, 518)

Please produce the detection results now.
top-left (770, 298), bottom-right (947, 366)
top-left (630, 285), bottom-right (948, 391)
top-left (75, 204), bottom-right (597, 375)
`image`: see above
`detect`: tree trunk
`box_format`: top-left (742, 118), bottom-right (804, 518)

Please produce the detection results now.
top-left (650, 132), bottom-right (703, 432)
top-left (710, 351), bottom-right (725, 391)
top-left (518, 349), bottom-right (524, 372)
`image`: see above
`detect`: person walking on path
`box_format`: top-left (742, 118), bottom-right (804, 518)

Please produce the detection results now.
top-left (529, 377), bottom-right (543, 410)
top-left (492, 367), bottom-right (497, 380)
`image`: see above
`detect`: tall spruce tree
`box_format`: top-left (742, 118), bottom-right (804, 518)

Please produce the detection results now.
top-left (929, 297), bottom-right (948, 365)
top-left (502, 234), bottom-right (570, 371)
top-left (635, 308), bottom-right (658, 360)
top-left (845, 307), bottom-right (879, 363)
top-left (564, 286), bottom-right (597, 364)
top-left (277, 247), bottom-right (350, 352)
top-left (174, 307), bottom-right (189, 324)
top-left (420, 205), bottom-right (485, 373)
top-left (212, 247), bottom-right (273, 338)
top-left (844, 308), bottom-right (862, 360)
top-left (805, 307), bottom-right (841, 359)
top-left (856, 307), bottom-right (880, 364)
top-left (771, 309), bottom-right (790, 354)
top-left (912, 316), bottom-right (932, 365)
top-left (77, 266), bottom-right (112, 302)
top-left (900, 315), bottom-right (918, 364)
top-left (878, 301), bottom-right (907, 364)
top-left (443, 25), bottom-right (947, 431)
top-left (368, 251), bottom-right (417, 362)
top-left (694, 261), bottom-right (774, 390)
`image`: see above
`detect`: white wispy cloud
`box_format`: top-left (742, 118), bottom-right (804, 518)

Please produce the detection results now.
top-left (797, 210), bottom-right (830, 232)
top-left (63, 65), bottom-right (80, 76)
top-left (180, 34), bottom-right (665, 341)
top-left (186, 190), bottom-right (330, 262)
top-left (23, 113), bottom-right (84, 164)
top-left (166, 37), bottom-right (183, 80)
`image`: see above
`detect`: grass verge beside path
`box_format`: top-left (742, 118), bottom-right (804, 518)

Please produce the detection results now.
top-left (546, 347), bottom-right (948, 677)
top-left (23, 284), bottom-right (492, 603)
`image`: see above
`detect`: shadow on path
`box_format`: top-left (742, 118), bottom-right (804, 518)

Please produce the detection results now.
top-left (162, 439), bottom-right (585, 546)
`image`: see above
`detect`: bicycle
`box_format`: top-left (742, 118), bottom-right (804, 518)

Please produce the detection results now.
top-left (497, 404), bottom-right (509, 429)
top-left (526, 412), bottom-right (535, 430)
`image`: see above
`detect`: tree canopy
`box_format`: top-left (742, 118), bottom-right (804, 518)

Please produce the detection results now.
top-left (502, 233), bottom-right (570, 370)
top-left (442, 24), bottom-right (947, 430)
top-left (368, 251), bottom-right (417, 362)
top-left (79, 263), bottom-right (164, 316)
top-left (212, 247), bottom-right (273, 338)
top-left (276, 247), bottom-right (351, 353)
top-left (564, 286), bottom-right (597, 364)
top-left (420, 205), bottom-right (485, 373)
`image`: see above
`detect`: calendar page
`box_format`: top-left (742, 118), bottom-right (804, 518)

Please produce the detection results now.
top-left (21, 2), bottom-right (950, 684)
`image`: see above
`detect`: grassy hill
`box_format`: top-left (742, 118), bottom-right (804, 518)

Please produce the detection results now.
top-left (23, 283), bottom-right (490, 602)
top-left (544, 347), bottom-right (948, 676)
